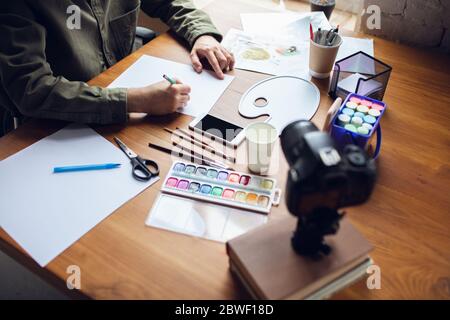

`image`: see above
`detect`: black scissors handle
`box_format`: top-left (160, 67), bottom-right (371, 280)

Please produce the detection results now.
top-left (130, 156), bottom-right (159, 182)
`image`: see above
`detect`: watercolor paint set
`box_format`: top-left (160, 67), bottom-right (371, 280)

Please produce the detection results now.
top-left (330, 93), bottom-right (387, 154)
top-left (161, 162), bottom-right (281, 214)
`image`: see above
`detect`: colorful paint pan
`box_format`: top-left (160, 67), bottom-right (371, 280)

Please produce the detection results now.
top-left (185, 165), bottom-right (196, 174)
top-left (261, 179), bottom-right (273, 190)
top-left (246, 193), bottom-right (258, 205)
top-left (177, 180), bottom-right (189, 189)
top-left (235, 191), bottom-right (246, 202)
top-left (239, 175), bottom-right (250, 185)
top-left (200, 184), bottom-right (212, 194)
top-left (161, 162), bottom-right (280, 214)
top-left (207, 169), bottom-right (218, 178)
top-left (166, 177), bottom-right (178, 187)
top-left (196, 167), bottom-right (207, 176)
top-left (211, 186), bottom-right (223, 197)
top-left (258, 196), bottom-right (269, 207)
top-left (223, 189), bottom-right (235, 199)
top-left (218, 171), bottom-right (228, 180)
top-left (173, 163), bottom-right (185, 172)
top-left (228, 173), bottom-right (240, 183)
top-left (189, 182), bottom-right (200, 192)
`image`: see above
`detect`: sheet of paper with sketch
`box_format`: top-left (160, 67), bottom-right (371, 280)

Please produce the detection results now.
top-left (222, 17), bottom-right (311, 79)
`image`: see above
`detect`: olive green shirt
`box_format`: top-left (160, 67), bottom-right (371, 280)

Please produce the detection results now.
top-left (0, 0), bottom-right (222, 124)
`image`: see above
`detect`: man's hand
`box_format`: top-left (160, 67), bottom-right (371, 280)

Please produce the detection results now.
top-left (127, 79), bottom-right (190, 115)
top-left (190, 35), bottom-right (235, 79)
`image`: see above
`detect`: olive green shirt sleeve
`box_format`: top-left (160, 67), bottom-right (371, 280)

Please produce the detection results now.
top-left (0, 14), bottom-right (128, 125)
top-left (141, 0), bottom-right (223, 47)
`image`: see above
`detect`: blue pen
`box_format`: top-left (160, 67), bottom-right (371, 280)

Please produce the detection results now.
top-left (53, 163), bottom-right (121, 173)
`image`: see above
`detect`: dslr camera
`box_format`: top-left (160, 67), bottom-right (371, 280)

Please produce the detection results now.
top-left (280, 120), bottom-right (377, 256)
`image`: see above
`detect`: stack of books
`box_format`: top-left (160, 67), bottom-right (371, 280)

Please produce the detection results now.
top-left (227, 216), bottom-right (373, 299)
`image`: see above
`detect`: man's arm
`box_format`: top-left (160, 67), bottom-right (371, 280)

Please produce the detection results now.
top-left (0, 13), bottom-right (127, 124)
top-left (141, 0), bottom-right (234, 79)
top-left (141, 0), bottom-right (222, 47)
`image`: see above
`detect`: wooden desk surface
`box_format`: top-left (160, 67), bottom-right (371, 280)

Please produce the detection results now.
top-left (1, 0), bottom-right (449, 299)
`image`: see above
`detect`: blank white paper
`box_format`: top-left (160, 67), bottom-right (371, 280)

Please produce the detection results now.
top-left (107, 55), bottom-right (234, 118)
top-left (146, 194), bottom-right (267, 242)
top-left (336, 37), bottom-right (374, 62)
top-left (240, 12), bottom-right (332, 35)
top-left (0, 124), bottom-right (159, 266)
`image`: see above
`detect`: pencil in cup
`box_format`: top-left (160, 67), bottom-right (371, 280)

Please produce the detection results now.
top-left (309, 30), bottom-right (342, 79)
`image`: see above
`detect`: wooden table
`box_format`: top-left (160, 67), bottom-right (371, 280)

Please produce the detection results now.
top-left (1, 0), bottom-right (449, 299)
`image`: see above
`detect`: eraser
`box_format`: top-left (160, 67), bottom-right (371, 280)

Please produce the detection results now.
top-left (345, 101), bottom-right (358, 110)
top-left (357, 126), bottom-right (369, 135)
top-left (351, 116), bottom-right (363, 127)
top-left (342, 108), bottom-right (355, 116)
top-left (356, 105), bottom-right (369, 114)
top-left (337, 114), bottom-right (351, 126)
top-left (368, 109), bottom-right (381, 117)
top-left (344, 124), bottom-right (357, 133)
top-left (364, 115), bottom-right (376, 124)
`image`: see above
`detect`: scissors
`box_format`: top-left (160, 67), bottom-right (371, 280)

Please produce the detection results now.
top-left (114, 137), bottom-right (159, 182)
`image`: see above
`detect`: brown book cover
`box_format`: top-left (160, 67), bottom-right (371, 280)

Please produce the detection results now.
top-left (227, 216), bottom-right (373, 299)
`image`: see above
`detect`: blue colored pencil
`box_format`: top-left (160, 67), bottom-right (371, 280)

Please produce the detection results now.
top-left (53, 163), bottom-right (121, 173)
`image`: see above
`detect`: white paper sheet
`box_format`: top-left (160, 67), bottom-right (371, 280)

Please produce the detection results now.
top-left (240, 12), bottom-right (332, 34)
top-left (336, 37), bottom-right (374, 62)
top-left (338, 73), bottom-right (383, 96)
top-left (108, 55), bottom-right (234, 118)
top-left (146, 194), bottom-right (267, 242)
top-left (0, 124), bottom-right (159, 266)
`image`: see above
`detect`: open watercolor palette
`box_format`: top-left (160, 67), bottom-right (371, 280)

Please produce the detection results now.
top-left (161, 162), bottom-right (281, 214)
